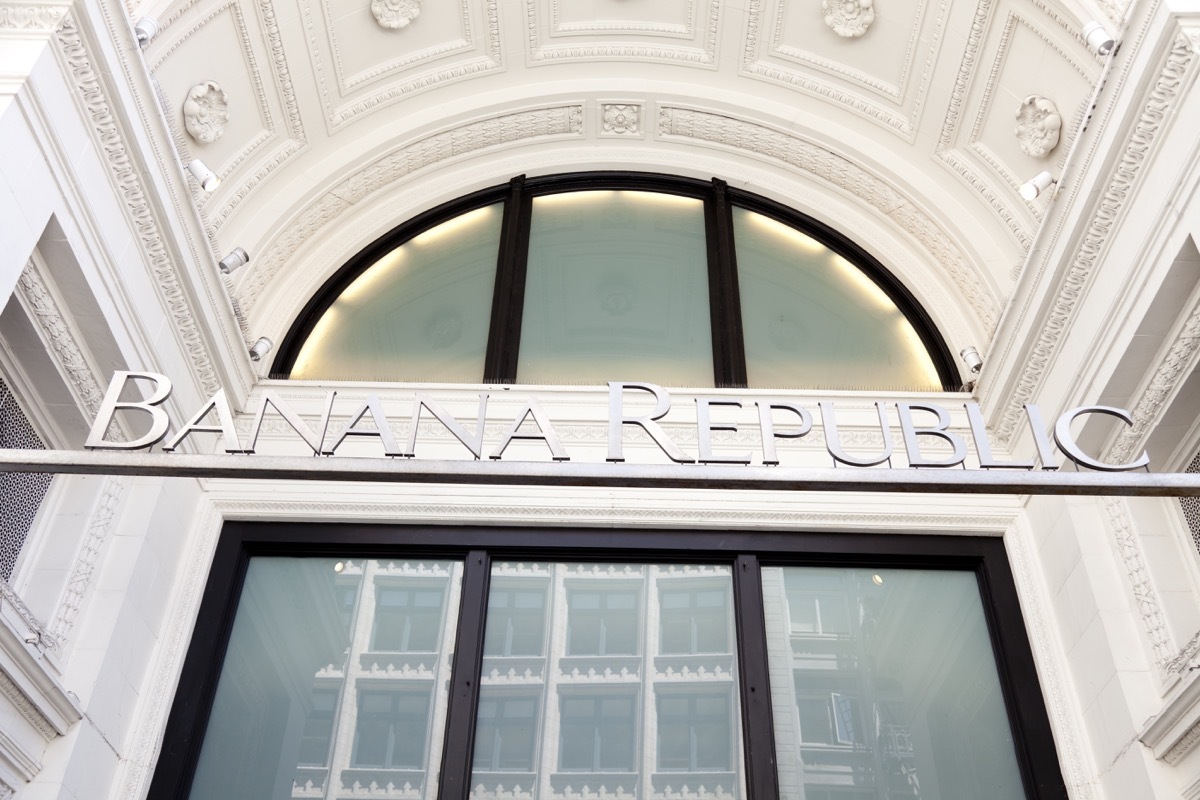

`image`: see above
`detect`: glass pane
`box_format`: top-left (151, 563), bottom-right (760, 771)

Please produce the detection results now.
top-left (762, 566), bottom-right (1025, 800)
top-left (187, 558), bottom-right (463, 800)
top-left (290, 204), bottom-right (503, 381)
top-left (733, 208), bottom-right (942, 389)
top-left (518, 191), bottom-right (713, 385)
top-left (471, 563), bottom-right (744, 799)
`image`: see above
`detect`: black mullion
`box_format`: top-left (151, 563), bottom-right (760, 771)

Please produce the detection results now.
top-left (705, 179), bottom-right (748, 387)
top-left (483, 177), bottom-right (533, 382)
top-left (732, 554), bottom-right (780, 800)
top-left (437, 549), bottom-right (492, 800)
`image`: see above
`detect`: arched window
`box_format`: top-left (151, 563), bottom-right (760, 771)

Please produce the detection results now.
top-left (275, 174), bottom-right (957, 390)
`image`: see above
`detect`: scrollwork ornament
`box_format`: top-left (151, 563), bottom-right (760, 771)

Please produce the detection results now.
top-left (371, 0), bottom-right (421, 30)
top-left (1014, 95), bottom-right (1062, 158)
top-left (822, 0), bottom-right (875, 38)
top-left (182, 81), bottom-right (229, 144)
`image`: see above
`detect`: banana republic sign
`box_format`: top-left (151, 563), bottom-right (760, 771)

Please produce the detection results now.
top-left (83, 371), bottom-right (1150, 473)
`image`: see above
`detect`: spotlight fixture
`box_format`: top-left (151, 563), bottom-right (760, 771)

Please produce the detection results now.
top-left (1019, 171), bottom-right (1054, 201)
top-left (134, 17), bottom-right (159, 48)
top-left (1082, 21), bottom-right (1115, 56)
top-left (185, 159), bottom-right (220, 192)
top-left (248, 337), bottom-right (273, 361)
top-left (960, 346), bottom-right (983, 375)
top-left (219, 247), bottom-right (250, 274)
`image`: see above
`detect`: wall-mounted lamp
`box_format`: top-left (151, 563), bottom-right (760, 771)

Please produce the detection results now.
top-left (249, 337), bottom-right (273, 361)
top-left (185, 159), bottom-right (220, 192)
top-left (219, 247), bottom-right (250, 274)
top-left (1082, 21), bottom-right (1115, 56)
top-left (134, 18), bottom-right (159, 48)
top-left (960, 346), bottom-right (983, 375)
top-left (1019, 171), bottom-right (1055, 201)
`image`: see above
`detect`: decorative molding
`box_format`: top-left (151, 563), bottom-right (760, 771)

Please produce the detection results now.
top-left (14, 259), bottom-right (109, 426)
top-left (0, 2), bottom-right (68, 31)
top-left (1166, 722), bottom-right (1200, 764)
top-left (54, 16), bottom-right (221, 396)
top-left (996, 33), bottom-right (1197, 444)
top-left (822, 0), bottom-right (874, 38)
top-left (238, 105), bottom-right (585, 315)
top-left (49, 478), bottom-right (127, 643)
top-left (1167, 627), bottom-right (1200, 676)
top-left (0, 670), bottom-right (57, 741)
top-left (601, 104), bottom-right (639, 136)
top-left (1015, 95), bottom-right (1062, 158)
top-left (1104, 297), bottom-right (1200, 466)
top-left (1103, 497), bottom-right (1175, 669)
top-left (182, 80), bottom-right (229, 144)
top-left (937, 0), bottom-right (992, 153)
top-left (655, 107), bottom-right (1000, 331)
top-left (371, 0), bottom-right (421, 30)
top-left (0, 582), bottom-right (57, 655)
top-left (526, 0), bottom-right (719, 67)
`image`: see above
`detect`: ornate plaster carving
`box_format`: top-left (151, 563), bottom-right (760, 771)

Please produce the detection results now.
top-left (822, 0), bottom-right (874, 38)
top-left (0, 671), bottom-right (57, 741)
top-left (238, 105), bottom-right (584, 315)
top-left (49, 478), bottom-right (127, 643)
top-left (182, 81), bottom-right (229, 144)
top-left (371, 0), bottom-right (421, 29)
top-left (602, 104), bottom-right (639, 135)
top-left (14, 260), bottom-right (107, 423)
top-left (657, 106), bottom-right (999, 331)
top-left (1015, 95), bottom-right (1062, 157)
top-left (55, 17), bottom-right (221, 396)
top-left (1103, 497), bottom-right (1175, 670)
top-left (0, 581), bottom-right (58, 655)
top-left (0, 2), bottom-right (68, 31)
top-left (526, 0), bottom-right (719, 66)
top-left (1104, 297), bottom-right (1200, 467)
top-left (1166, 721), bottom-right (1200, 764)
top-left (996, 33), bottom-right (1197, 444)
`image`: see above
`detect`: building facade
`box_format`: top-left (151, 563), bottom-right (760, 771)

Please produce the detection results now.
top-left (3, 0), bottom-right (1200, 797)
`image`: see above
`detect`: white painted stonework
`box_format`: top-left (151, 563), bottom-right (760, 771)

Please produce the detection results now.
top-left (2, 0), bottom-right (1200, 798)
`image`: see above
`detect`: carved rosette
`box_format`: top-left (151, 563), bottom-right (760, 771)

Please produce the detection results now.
top-left (182, 81), bottom-right (229, 144)
top-left (602, 104), bottom-right (639, 135)
top-left (822, 0), bottom-right (875, 38)
top-left (1014, 95), bottom-right (1062, 158)
top-left (371, 0), bottom-right (421, 29)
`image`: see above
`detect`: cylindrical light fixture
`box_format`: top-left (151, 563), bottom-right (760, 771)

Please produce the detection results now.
top-left (219, 247), bottom-right (250, 274)
top-left (186, 159), bottom-right (220, 192)
top-left (960, 346), bottom-right (983, 375)
top-left (1019, 171), bottom-right (1054, 201)
top-left (249, 337), bottom-right (273, 361)
top-left (1082, 21), bottom-right (1115, 56)
top-left (134, 18), bottom-right (159, 47)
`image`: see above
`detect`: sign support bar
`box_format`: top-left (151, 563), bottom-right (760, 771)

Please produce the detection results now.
top-left (2, 448), bottom-right (1200, 496)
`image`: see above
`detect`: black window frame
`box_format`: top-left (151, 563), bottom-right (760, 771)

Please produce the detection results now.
top-left (272, 172), bottom-right (960, 390)
top-left (147, 524), bottom-right (1067, 800)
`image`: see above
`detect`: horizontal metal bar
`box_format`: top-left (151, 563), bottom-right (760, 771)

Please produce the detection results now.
top-left (2, 448), bottom-right (1200, 496)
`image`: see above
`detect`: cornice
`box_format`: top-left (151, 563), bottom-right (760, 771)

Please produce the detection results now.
top-left (995, 28), bottom-right (1197, 444)
top-left (0, 1), bottom-right (69, 33)
top-left (53, 16), bottom-right (223, 396)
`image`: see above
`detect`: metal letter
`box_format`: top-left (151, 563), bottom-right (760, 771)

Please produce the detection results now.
top-left (964, 402), bottom-right (1033, 469)
top-left (85, 371), bottom-right (173, 450)
top-left (756, 402), bottom-right (813, 466)
top-left (819, 401), bottom-right (894, 467)
top-left (896, 402), bottom-right (966, 468)
top-left (162, 388), bottom-right (245, 453)
top-left (247, 390), bottom-right (336, 455)
top-left (607, 382), bottom-right (693, 463)
top-left (407, 393), bottom-right (489, 460)
top-left (325, 395), bottom-right (404, 457)
top-left (695, 399), bottom-right (750, 464)
top-left (1054, 406), bottom-right (1150, 472)
top-left (1024, 404), bottom-right (1059, 470)
top-left (490, 400), bottom-right (569, 461)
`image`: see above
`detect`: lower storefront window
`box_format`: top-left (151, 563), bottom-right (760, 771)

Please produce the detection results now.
top-left (151, 527), bottom-right (1065, 800)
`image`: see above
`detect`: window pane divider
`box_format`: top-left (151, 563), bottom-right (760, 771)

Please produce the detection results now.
top-left (733, 554), bottom-right (780, 800)
top-left (484, 176), bottom-right (533, 383)
top-left (706, 179), bottom-right (748, 387)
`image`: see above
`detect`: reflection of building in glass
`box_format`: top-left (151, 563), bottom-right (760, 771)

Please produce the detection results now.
top-left (278, 561), bottom-right (742, 800)
top-left (763, 568), bottom-right (1023, 800)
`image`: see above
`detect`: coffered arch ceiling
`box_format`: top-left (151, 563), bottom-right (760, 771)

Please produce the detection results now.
top-left (138, 0), bottom-right (1105, 353)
